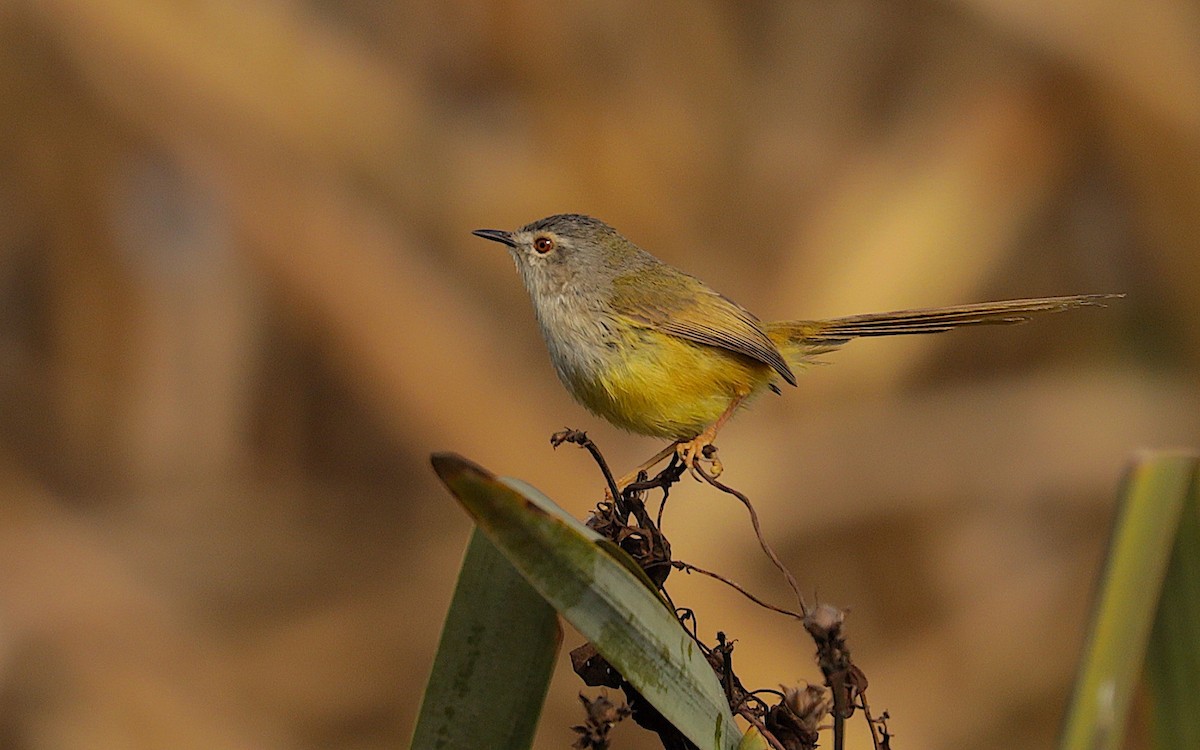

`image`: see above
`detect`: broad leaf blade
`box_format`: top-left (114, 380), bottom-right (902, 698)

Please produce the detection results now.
top-left (1144, 458), bottom-right (1200, 749)
top-left (504, 477), bottom-right (668, 598)
top-left (432, 453), bottom-right (741, 750)
top-left (411, 528), bottom-right (561, 750)
top-left (1060, 452), bottom-right (1199, 750)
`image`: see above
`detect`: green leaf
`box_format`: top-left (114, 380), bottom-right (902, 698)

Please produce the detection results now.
top-left (1060, 451), bottom-right (1200, 750)
top-left (431, 452), bottom-right (742, 750)
top-left (410, 528), bottom-right (561, 750)
top-left (503, 477), bottom-right (669, 600)
top-left (1144, 457), bottom-right (1200, 749)
top-left (737, 725), bottom-right (772, 750)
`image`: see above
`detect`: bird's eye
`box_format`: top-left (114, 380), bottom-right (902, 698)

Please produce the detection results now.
top-left (533, 236), bottom-right (555, 254)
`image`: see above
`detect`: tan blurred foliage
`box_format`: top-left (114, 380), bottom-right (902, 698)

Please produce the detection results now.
top-left (0, 1), bottom-right (1197, 749)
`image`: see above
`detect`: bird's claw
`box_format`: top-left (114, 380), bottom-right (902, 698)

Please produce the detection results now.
top-left (678, 439), bottom-right (722, 481)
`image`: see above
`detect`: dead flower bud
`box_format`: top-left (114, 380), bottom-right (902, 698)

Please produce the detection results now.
top-left (571, 692), bottom-right (631, 749)
top-left (784, 683), bottom-right (833, 727)
top-left (766, 683), bottom-right (832, 750)
top-left (803, 604), bottom-right (845, 638)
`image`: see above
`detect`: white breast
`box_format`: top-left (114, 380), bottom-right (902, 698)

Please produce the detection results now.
top-left (531, 288), bottom-right (621, 399)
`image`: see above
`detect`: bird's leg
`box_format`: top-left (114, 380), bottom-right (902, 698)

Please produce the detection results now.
top-left (677, 395), bottom-right (744, 480)
top-left (611, 394), bottom-right (746, 493)
top-left (614, 441), bottom-right (682, 493)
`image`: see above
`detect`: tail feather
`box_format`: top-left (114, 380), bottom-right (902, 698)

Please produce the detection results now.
top-left (766, 293), bottom-right (1122, 355)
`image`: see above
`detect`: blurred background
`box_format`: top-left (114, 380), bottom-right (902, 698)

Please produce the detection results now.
top-left (1, 1), bottom-right (1197, 748)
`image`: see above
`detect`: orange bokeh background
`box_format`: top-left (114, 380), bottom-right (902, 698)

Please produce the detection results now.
top-left (1, 2), bottom-right (1197, 748)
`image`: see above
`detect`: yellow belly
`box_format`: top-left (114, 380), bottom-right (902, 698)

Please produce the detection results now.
top-left (570, 328), bottom-right (775, 439)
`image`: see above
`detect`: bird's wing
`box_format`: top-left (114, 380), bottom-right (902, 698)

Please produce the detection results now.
top-left (610, 266), bottom-right (797, 385)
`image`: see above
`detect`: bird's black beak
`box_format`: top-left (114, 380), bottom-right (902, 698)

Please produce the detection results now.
top-left (471, 228), bottom-right (517, 248)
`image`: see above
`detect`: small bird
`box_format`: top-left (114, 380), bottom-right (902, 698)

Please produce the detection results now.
top-left (474, 214), bottom-right (1117, 482)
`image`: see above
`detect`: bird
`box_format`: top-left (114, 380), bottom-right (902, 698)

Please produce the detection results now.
top-left (473, 213), bottom-right (1118, 484)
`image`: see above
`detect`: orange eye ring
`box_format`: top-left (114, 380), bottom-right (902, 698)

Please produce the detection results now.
top-left (533, 236), bottom-right (554, 254)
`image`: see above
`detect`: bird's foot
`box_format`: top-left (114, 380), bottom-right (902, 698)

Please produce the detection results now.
top-left (677, 437), bottom-right (722, 481)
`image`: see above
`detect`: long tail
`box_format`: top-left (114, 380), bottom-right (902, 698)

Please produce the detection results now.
top-left (765, 293), bottom-right (1122, 358)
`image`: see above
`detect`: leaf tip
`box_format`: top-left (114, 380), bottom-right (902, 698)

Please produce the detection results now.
top-left (430, 452), bottom-right (495, 485)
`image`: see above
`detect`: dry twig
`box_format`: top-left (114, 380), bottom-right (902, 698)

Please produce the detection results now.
top-left (554, 430), bottom-right (891, 750)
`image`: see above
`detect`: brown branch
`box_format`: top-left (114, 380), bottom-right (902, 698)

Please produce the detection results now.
top-left (624, 455), bottom-right (687, 500)
top-left (695, 465), bottom-right (809, 617)
top-left (859, 694), bottom-right (891, 750)
top-left (551, 429), bottom-right (622, 501)
top-left (673, 560), bottom-right (804, 621)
